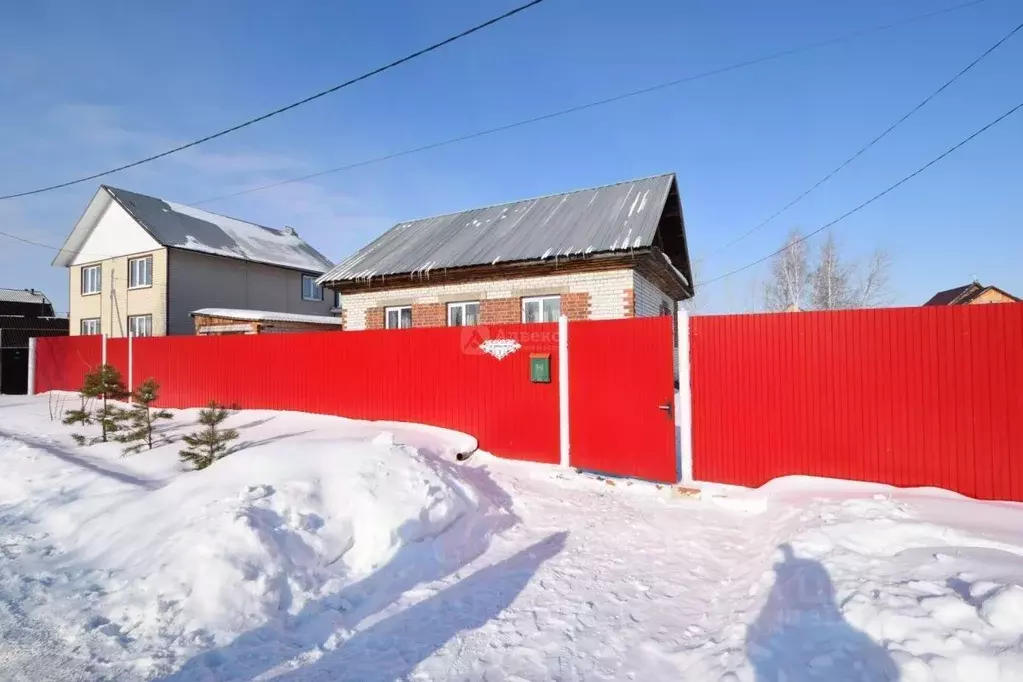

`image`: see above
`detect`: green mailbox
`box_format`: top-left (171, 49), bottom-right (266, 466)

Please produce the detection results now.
top-left (530, 353), bottom-right (551, 383)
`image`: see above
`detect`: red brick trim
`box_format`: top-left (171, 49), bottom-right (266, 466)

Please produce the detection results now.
top-left (365, 307), bottom-right (384, 330)
top-left (481, 298), bottom-right (520, 324)
top-left (411, 303), bottom-right (446, 328)
top-left (623, 288), bottom-right (635, 317)
top-left (562, 292), bottom-right (591, 321)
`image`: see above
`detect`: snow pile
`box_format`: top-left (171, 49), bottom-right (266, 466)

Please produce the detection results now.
top-left (2, 396), bottom-right (1023, 681)
top-left (0, 403), bottom-right (495, 680)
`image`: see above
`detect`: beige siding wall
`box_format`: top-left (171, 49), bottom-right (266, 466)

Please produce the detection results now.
top-left (340, 269), bottom-right (634, 330)
top-left (69, 248), bottom-right (168, 337)
top-left (166, 250), bottom-right (334, 335)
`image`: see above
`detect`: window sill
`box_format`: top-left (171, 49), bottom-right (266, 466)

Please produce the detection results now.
top-left (80, 291), bottom-right (101, 297)
top-left (302, 296), bottom-right (324, 302)
top-left (127, 284), bottom-right (153, 291)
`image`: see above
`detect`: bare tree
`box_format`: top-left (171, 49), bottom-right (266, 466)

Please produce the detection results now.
top-left (763, 229), bottom-right (810, 312)
top-left (810, 232), bottom-right (854, 310)
top-left (853, 249), bottom-right (893, 307)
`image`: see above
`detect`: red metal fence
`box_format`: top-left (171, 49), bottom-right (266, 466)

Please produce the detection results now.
top-left (35, 324), bottom-right (562, 464)
top-left (690, 305), bottom-right (1023, 502)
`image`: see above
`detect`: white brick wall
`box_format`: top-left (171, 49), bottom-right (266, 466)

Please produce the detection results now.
top-left (340, 269), bottom-right (633, 329)
top-left (633, 271), bottom-right (675, 317)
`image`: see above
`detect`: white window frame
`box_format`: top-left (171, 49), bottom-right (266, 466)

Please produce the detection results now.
top-left (385, 305), bottom-right (412, 329)
top-left (80, 318), bottom-right (101, 335)
top-left (81, 265), bottom-right (102, 295)
top-left (447, 300), bottom-right (480, 327)
top-left (128, 255), bottom-right (153, 289)
top-left (302, 274), bottom-right (323, 302)
top-left (521, 295), bottom-right (561, 323)
top-left (127, 314), bottom-right (153, 338)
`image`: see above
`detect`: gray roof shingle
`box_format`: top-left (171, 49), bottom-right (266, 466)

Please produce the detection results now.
top-left (319, 173), bottom-right (680, 283)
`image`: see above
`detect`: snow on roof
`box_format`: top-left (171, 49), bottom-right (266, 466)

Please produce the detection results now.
top-left (191, 308), bottom-right (342, 326)
top-left (105, 187), bottom-right (334, 273)
top-left (318, 173), bottom-right (684, 284)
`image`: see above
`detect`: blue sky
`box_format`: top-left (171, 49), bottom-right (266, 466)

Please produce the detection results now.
top-left (1, 0), bottom-right (1020, 313)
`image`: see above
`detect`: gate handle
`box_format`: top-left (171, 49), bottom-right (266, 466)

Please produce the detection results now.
top-left (658, 402), bottom-right (673, 414)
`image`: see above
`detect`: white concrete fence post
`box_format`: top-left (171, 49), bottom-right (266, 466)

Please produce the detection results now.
top-left (27, 337), bottom-right (37, 396)
top-left (558, 314), bottom-right (570, 468)
top-left (101, 333), bottom-right (107, 367)
top-left (677, 306), bottom-right (694, 483)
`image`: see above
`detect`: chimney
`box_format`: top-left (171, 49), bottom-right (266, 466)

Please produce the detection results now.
top-left (282, 226), bottom-right (298, 236)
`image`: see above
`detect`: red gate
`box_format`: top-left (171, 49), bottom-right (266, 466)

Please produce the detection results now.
top-left (568, 316), bottom-right (677, 482)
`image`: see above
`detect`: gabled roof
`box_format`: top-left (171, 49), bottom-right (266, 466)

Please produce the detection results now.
top-left (923, 282), bottom-right (1020, 305)
top-left (53, 186), bottom-right (334, 273)
top-left (318, 173), bottom-right (691, 287)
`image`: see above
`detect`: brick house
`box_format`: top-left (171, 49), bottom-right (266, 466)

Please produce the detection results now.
top-left (318, 173), bottom-right (694, 329)
top-left (923, 281), bottom-right (1019, 306)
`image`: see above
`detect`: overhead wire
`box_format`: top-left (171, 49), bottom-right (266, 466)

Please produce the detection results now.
top-left (699, 17), bottom-right (1023, 262)
top-left (697, 100), bottom-right (1023, 289)
top-left (188, 0), bottom-right (995, 206)
top-left (0, 0), bottom-right (547, 201)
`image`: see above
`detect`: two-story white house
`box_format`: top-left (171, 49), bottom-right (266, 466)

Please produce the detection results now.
top-left (54, 186), bottom-right (335, 337)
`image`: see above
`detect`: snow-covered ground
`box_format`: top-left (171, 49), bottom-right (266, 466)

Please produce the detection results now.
top-left (1, 394), bottom-right (1022, 681)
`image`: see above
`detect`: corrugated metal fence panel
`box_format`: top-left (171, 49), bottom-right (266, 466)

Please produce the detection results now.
top-left (37, 326), bottom-right (560, 464)
top-left (33, 336), bottom-right (102, 393)
top-left (690, 305), bottom-right (1023, 502)
top-left (569, 316), bottom-right (677, 482)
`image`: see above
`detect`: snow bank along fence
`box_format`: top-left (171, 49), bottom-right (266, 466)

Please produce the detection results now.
top-left (30, 316), bottom-right (679, 483)
top-left (690, 304), bottom-right (1023, 502)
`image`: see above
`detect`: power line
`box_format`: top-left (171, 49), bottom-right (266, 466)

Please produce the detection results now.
top-left (700, 17), bottom-right (1023, 261)
top-left (189, 0), bottom-right (994, 206)
top-left (0, 0), bottom-right (547, 202)
top-left (698, 99), bottom-right (1023, 289)
top-left (0, 0), bottom-right (998, 252)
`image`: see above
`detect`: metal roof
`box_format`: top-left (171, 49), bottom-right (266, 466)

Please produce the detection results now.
top-left (0, 288), bottom-right (48, 305)
top-left (103, 187), bottom-right (334, 273)
top-left (319, 173), bottom-right (677, 283)
top-left (191, 308), bottom-right (341, 326)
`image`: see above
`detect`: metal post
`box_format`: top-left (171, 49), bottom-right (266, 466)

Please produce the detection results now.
top-left (27, 337), bottom-right (36, 396)
top-left (677, 306), bottom-right (694, 483)
top-left (101, 333), bottom-right (107, 366)
top-left (558, 314), bottom-right (570, 468)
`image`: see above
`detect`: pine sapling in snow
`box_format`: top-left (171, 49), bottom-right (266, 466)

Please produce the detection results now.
top-left (179, 401), bottom-right (239, 470)
top-left (116, 378), bottom-right (174, 455)
top-left (63, 364), bottom-right (129, 445)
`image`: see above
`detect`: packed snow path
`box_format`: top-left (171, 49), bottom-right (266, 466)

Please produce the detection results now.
top-left (0, 396), bottom-right (1022, 681)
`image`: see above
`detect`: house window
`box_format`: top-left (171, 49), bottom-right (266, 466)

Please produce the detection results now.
top-left (128, 255), bottom-right (153, 289)
top-left (302, 275), bottom-right (323, 302)
top-left (128, 314), bottom-right (153, 337)
top-left (522, 295), bottom-right (561, 323)
top-left (80, 318), bottom-right (101, 335)
top-left (385, 305), bottom-right (412, 329)
top-left (81, 265), bottom-right (102, 295)
top-left (447, 301), bottom-right (480, 326)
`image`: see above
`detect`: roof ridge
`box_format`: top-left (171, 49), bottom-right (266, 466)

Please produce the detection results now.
top-left (391, 172), bottom-right (676, 227)
top-left (105, 185), bottom-right (280, 233)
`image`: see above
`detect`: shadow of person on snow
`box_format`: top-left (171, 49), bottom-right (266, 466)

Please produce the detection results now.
top-left (274, 531), bottom-right (567, 681)
top-left (746, 544), bottom-right (899, 682)
top-left (160, 456), bottom-right (523, 682)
